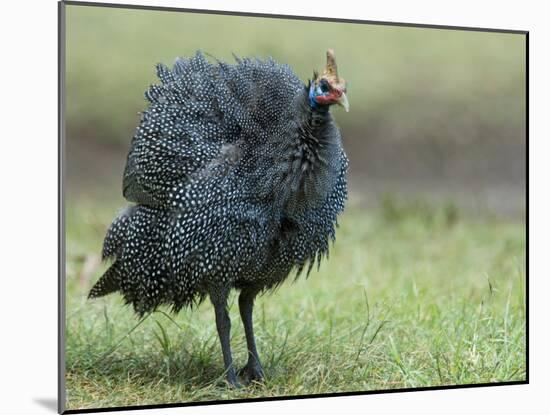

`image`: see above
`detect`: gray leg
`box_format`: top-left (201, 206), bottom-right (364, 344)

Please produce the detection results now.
top-left (211, 291), bottom-right (240, 387)
top-left (238, 288), bottom-right (264, 383)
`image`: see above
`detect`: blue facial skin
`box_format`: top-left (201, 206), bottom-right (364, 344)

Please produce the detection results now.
top-left (309, 80), bottom-right (330, 110)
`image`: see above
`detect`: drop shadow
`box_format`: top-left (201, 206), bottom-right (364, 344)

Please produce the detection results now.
top-left (34, 398), bottom-right (58, 413)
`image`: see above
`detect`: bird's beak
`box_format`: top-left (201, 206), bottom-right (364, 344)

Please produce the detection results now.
top-left (337, 92), bottom-right (349, 112)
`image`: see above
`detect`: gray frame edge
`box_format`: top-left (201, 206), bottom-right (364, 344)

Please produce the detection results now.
top-left (58, 1), bottom-right (67, 413)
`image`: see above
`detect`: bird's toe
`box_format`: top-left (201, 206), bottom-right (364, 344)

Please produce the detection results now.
top-left (238, 364), bottom-right (265, 385)
top-left (226, 375), bottom-right (243, 389)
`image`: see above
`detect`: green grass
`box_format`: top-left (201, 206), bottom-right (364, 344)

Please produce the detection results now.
top-left (65, 198), bottom-right (526, 410)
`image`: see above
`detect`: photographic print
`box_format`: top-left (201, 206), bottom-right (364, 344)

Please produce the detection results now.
top-left (59, 1), bottom-right (527, 412)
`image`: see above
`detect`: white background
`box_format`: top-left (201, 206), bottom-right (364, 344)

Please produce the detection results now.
top-left (0, 0), bottom-right (543, 414)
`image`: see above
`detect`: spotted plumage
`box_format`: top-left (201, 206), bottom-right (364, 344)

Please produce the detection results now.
top-left (89, 50), bottom-right (349, 386)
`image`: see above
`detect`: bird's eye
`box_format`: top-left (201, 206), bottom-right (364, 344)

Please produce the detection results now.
top-left (319, 79), bottom-right (329, 93)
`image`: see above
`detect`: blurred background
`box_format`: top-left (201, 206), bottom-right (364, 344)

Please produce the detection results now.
top-left (65, 5), bottom-right (526, 218)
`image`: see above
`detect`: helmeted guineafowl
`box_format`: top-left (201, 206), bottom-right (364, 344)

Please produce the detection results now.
top-left (89, 49), bottom-right (349, 387)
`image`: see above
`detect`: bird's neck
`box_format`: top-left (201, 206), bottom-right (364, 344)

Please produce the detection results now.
top-left (252, 88), bottom-right (341, 214)
top-left (299, 89), bottom-right (332, 149)
top-left (278, 90), bottom-right (340, 213)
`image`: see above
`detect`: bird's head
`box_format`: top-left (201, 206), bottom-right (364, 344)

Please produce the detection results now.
top-left (309, 49), bottom-right (349, 112)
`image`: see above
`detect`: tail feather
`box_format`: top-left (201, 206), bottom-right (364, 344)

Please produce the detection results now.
top-left (102, 206), bottom-right (135, 260)
top-left (88, 263), bottom-right (121, 299)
